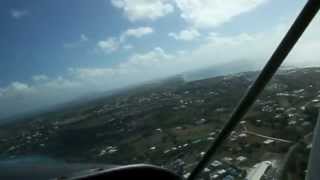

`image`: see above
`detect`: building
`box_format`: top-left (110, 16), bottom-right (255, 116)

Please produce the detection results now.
top-left (246, 161), bottom-right (272, 180)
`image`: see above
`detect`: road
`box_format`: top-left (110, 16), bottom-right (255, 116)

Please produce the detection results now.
top-left (244, 130), bottom-right (293, 144)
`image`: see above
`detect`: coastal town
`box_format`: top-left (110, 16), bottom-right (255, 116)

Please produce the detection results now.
top-left (0, 67), bottom-right (319, 180)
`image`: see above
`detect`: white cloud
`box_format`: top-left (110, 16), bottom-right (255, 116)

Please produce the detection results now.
top-left (174, 0), bottom-right (267, 28)
top-left (98, 27), bottom-right (154, 53)
top-left (43, 76), bottom-right (82, 90)
top-left (75, 47), bottom-right (176, 81)
top-left (2, 15), bottom-right (320, 119)
top-left (284, 15), bottom-right (320, 67)
top-left (122, 47), bottom-right (174, 69)
top-left (0, 78), bottom-right (84, 119)
top-left (111, 0), bottom-right (174, 21)
top-left (169, 29), bottom-right (200, 41)
top-left (64, 34), bottom-right (89, 48)
top-left (32, 75), bottom-right (49, 82)
top-left (70, 68), bottom-right (115, 80)
top-left (120, 27), bottom-right (154, 42)
top-left (10, 82), bottom-right (30, 91)
top-left (10, 9), bottom-right (29, 19)
top-left (81, 34), bottom-right (89, 41)
top-left (123, 44), bottom-right (134, 50)
top-left (1, 82), bottom-right (35, 97)
top-left (98, 37), bottom-right (120, 53)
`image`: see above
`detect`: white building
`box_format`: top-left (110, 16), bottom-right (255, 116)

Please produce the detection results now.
top-left (211, 160), bottom-right (222, 168)
top-left (236, 156), bottom-right (247, 162)
top-left (246, 161), bottom-right (272, 180)
top-left (263, 139), bottom-right (275, 145)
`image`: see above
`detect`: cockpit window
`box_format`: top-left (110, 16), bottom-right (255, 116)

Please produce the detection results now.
top-left (0, 0), bottom-right (319, 180)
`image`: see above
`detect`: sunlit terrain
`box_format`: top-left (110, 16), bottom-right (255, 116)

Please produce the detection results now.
top-left (1, 67), bottom-right (319, 179)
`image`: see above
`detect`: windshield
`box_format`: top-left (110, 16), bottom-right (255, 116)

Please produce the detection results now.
top-left (0, 0), bottom-right (319, 179)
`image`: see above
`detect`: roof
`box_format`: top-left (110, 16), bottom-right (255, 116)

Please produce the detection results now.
top-left (217, 169), bottom-right (226, 175)
top-left (246, 161), bottom-right (272, 180)
top-left (263, 139), bottom-right (275, 144)
top-left (236, 156), bottom-right (247, 162)
top-left (211, 160), bottom-right (222, 167)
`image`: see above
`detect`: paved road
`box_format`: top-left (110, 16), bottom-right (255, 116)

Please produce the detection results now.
top-left (244, 130), bottom-right (293, 144)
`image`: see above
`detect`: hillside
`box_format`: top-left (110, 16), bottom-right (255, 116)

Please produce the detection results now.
top-left (0, 67), bottom-right (320, 179)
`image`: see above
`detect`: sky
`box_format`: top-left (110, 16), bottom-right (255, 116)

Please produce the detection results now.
top-left (0, 0), bottom-right (319, 119)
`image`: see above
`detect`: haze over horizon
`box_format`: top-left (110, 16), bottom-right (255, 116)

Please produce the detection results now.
top-left (1, 0), bottom-right (320, 119)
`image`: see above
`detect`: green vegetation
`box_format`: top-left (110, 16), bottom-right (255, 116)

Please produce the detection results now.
top-left (0, 67), bottom-right (319, 179)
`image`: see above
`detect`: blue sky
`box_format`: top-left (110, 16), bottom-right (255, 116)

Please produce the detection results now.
top-left (0, 0), bottom-right (319, 119)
